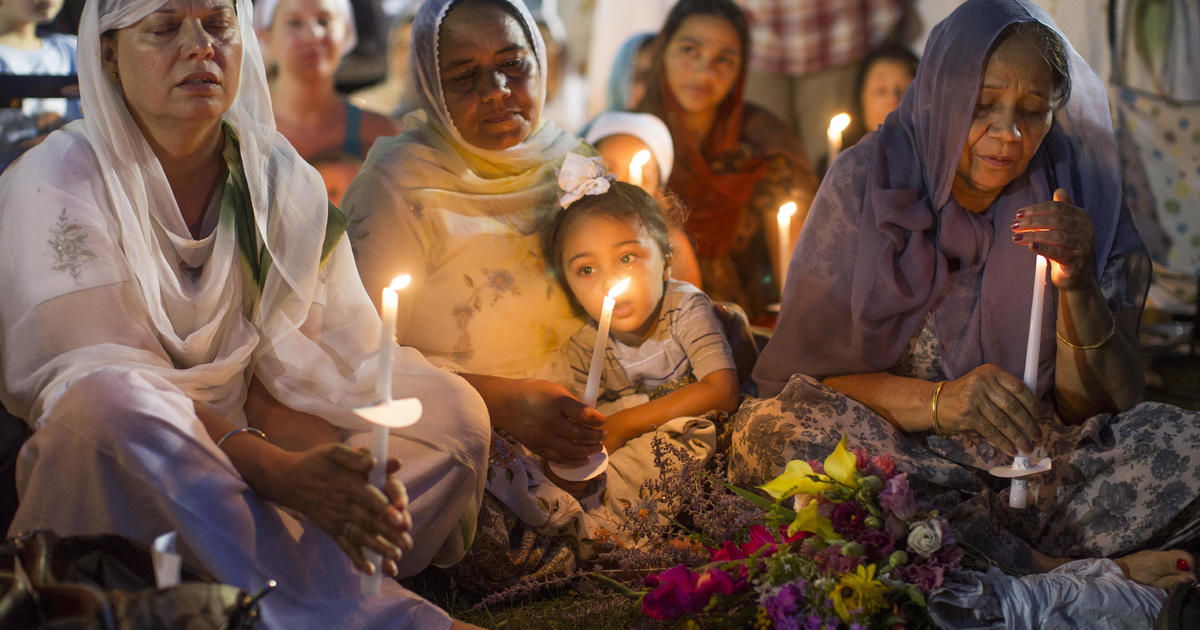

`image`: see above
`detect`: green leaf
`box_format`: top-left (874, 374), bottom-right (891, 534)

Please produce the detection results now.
top-left (724, 482), bottom-right (796, 518)
top-left (589, 572), bottom-right (642, 600)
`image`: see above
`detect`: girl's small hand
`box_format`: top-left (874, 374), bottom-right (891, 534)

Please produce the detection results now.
top-left (601, 409), bottom-right (644, 454)
top-left (1011, 188), bottom-right (1096, 292)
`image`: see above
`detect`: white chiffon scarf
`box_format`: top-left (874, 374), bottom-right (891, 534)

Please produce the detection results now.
top-left (0, 0), bottom-right (385, 428)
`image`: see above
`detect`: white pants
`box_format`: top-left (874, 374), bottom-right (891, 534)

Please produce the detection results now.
top-left (10, 364), bottom-right (490, 629)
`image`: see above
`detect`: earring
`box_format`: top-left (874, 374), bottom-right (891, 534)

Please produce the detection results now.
top-left (111, 70), bottom-right (120, 81)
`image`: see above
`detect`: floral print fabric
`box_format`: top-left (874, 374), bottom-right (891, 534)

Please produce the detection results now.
top-left (732, 255), bottom-right (1200, 570)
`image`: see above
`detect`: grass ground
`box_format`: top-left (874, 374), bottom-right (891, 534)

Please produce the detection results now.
top-left (402, 567), bottom-right (651, 629)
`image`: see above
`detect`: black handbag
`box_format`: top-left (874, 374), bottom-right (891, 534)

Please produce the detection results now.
top-left (0, 530), bottom-right (273, 629)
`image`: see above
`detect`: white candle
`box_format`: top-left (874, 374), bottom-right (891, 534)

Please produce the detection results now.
top-left (582, 277), bottom-right (631, 407)
top-left (364, 274), bottom-right (410, 596)
top-left (776, 202), bottom-right (797, 293)
top-left (827, 113), bottom-right (851, 164)
top-left (1010, 254), bottom-right (1047, 509)
top-left (628, 149), bottom-right (651, 189)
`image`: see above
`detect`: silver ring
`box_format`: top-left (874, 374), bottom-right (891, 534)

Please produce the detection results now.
top-left (341, 522), bottom-right (352, 538)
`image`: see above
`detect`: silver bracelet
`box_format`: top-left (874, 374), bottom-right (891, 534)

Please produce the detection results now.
top-left (216, 427), bottom-right (268, 449)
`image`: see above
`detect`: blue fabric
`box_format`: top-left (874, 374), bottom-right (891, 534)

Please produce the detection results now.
top-left (342, 102), bottom-right (362, 157)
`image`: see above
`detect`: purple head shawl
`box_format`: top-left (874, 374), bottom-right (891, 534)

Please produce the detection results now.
top-left (753, 0), bottom-right (1145, 398)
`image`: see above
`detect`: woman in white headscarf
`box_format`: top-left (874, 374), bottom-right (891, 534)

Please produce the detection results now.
top-left (343, 0), bottom-right (719, 590)
top-left (0, 0), bottom-right (487, 627)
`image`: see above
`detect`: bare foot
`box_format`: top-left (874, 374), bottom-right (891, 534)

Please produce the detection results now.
top-left (1117, 550), bottom-right (1197, 590)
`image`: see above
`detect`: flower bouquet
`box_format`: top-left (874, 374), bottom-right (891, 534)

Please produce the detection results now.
top-left (602, 436), bottom-right (962, 629)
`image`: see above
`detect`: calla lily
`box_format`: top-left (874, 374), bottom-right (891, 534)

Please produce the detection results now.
top-left (824, 436), bottom-right (860, 488)
top-left (788, 496), bottom-right (836, 538)
top-left (760, 460), bottom-right (833, 500)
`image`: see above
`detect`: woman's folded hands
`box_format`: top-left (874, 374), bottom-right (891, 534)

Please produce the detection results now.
top-left (258, 445), bottom-right (414, 577)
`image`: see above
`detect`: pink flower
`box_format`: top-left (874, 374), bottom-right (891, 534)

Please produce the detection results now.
top-left (694, 568), bottom-right (737, 602)
top-left (709, 540), bottom-right (748, 562)
top-left (854, 448), bottom-right (871, 471)
top-left (778, 523), bottom-right (808, 544)
top-left (870, 453), bottom-right (897, 479)
top-left (642, 565), bottom-right (698, 620)
top-left (740, 524), bottom-right (779, 557)
top-left (814, 544), bottom-right (861, 574)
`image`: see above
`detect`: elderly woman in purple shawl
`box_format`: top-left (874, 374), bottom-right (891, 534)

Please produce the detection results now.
top-left (731, 0), bottom-right (1199, 587)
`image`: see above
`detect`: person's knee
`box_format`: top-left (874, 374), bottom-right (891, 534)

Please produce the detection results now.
top-left (432, 372), bottom-right (491, 468)
top-left (38, 367), bottom-right (194, 445)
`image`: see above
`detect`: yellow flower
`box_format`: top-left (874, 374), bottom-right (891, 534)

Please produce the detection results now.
top-left (760, 460), bottom-right (833, 500)
top-left (824, 436), bottom-right (859, 488)
top-left (787, 496), bottom-right (836, 538)
top-left (830, 564), bottom-right (887, 622)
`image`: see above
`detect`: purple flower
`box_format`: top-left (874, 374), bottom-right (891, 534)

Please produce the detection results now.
top-left (642, 564), bottom-right (698, 620)
top-left (831, 502), bottom-right (868, 535)
top-left (854, 528), bottom-right (895, 560)
top-left (879, 473), bottom-right (918, 520)
top-left (893, 561), bottom-right (946, 593)
top-left (803, 615), bottom-right (825, 630)
top-left (763, 581), bottom-right (805, 626)
top-left (809, 459), bottom-right (825, 475)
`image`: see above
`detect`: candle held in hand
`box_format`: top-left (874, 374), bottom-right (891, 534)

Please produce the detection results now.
top-left (628, 149), bottom-right (651, 189)
top-left (827, 113), bottom-right (851, 163)
top-left (365, 274), bottom-right (411, 596)
top-left (1011, 254), bottom-right (1047, 509)
top-left (582, 277), bottom-right (631, 407)
top-left (776, 201), bottom-right (797, 292)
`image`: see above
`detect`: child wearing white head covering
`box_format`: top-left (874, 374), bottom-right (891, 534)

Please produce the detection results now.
top-left (585, 111), bottom-right (675, 185)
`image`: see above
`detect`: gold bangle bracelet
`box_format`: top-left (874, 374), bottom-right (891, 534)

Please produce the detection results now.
top-left (216, 427), bottom-right (268, 449)
top-left (930, 381), bottom-right (946, 437)
top-left (1056, 312), bottom-right (1116, 350)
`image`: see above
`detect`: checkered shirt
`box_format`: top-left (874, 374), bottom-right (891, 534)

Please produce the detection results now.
top-left (735, 0), bottom-right (905, 75)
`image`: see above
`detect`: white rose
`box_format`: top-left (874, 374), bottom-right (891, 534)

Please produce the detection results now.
top-left (907, 519), bottom-right (943, 558)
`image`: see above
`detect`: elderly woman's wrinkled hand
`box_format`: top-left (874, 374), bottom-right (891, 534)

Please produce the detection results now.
top-left (496, 379), bottom-right (606, 466)
top-left (267, 445), bottom-right (413, 576)
top-left (1012, 188), bottom-right (1096, 292)
top-left (938, 364), bottom-right (1043, 457)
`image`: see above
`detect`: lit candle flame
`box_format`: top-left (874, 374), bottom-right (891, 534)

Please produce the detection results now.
top-left (828, 113), bottom-right (851, 136)
top-left (390, 275), bottom-right (412, 290)
top-left (608, 277), bottom-right (631, 298)
top-left (630, 150), bottom-right (651, 171)
top-left (777, 201), bottom-right (797, 220)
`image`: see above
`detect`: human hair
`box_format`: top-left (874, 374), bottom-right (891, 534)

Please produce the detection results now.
top-left (541, 181), bottom-right (674, 312)
top-left (637, 0), bottom-right (751, 121)
top-left (988, 21), bottom-right (1071, 107)
top-left (842, 42), bottom-right (919, 146)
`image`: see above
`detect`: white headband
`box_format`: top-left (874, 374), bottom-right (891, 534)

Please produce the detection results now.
top-left (557, 153), bottom-right (613, 208)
